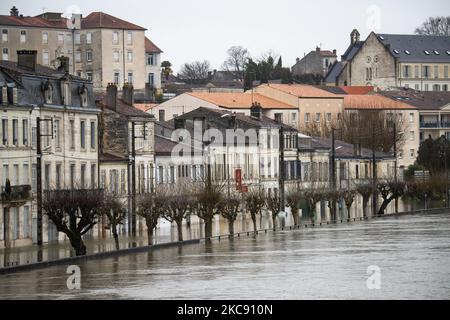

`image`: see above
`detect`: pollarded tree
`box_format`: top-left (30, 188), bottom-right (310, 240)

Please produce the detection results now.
top-left (164, 184), bottom-right (194, 242)
top-left (325, 189), bottom-right (341, 222)
top-left (219, 193), bottom-right (241, 235)
top-left (286, 189), bottom-right (302, 226)
top-left (246, 191), bottom-right (266, 234)
top-left (137, 190), bottom-right (166, 245)
top-left (196, 181), bottom-right (223, 239)
top-left (266, 192), bottom-right (281, 231)
top-left (342, 190), bottom-right (357, 220)
top-left (43, 189), bottom-right (104, 256)
top-left (304, 187), bottom-right (325, 224)
top-left (102, 193), bottom-right (126, 250)
top-left (377, 181), bottom-right (405, 215)
top-left (356, 182), bottom-right (374, 218)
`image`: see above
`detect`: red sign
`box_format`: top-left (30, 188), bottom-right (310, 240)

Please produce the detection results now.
top-left (235, 169), bottom-right (242, 191)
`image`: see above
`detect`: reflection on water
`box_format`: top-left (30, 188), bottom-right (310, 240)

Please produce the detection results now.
top-left (1, 213), bottom-right (450, 299)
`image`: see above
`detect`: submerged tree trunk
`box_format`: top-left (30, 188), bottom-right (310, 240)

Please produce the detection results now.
top-left (147, 227), bottom-right (154, 246)
top-left (112, 225), bottom-right (120, 251)
top-left (251, 213), bottom-right (257, 234)
top-left (292, 208), bottom-right (299, 226)
top-left (204, 218), bottom-right (213, 239)
top-left (68, 234), bottom-right (87, 256)
top-left (228, 220), bottom-right (235, 235)
top-left (176, 220), bottom-right (183, 242)
top-left (272, 217), bottom-right (277, 231)
top-left (362, 198), bottom-right (369, 218)
top-left (378, 198), bottom-right (392, 216)
top-left (347, 206), bottom-right (352, 220)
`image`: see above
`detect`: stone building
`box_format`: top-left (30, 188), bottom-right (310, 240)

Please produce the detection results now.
top-left (326, 29), bottom-right (450, 91)
top-left (97, 83), bottom-right (156, 234)
top-left (0, 50), bottom-right (99, 249)
top-left (0, 7), bottom-right (163, 91)
top-left (292, 47), bottom-right (337, 78)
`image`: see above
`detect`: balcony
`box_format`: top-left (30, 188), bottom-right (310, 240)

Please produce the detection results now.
top-left (1, 185), bottom-right (32, 207)
top-left (420, 121), bottom-right (450, 129)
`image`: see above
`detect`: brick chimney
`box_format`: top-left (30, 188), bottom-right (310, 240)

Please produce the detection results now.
top-left (106, 83), bottom-right (117, 110)
top-left (17, 50), bottom-right (37, 71)
top-left (122, 83), bottom-right (134, 106)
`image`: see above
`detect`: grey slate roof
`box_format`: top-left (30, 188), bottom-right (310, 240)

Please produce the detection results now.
top-left (376, 34), bottom-right (450, 63)
top-left (341, 41), bottom-right (364, 61)
top-left (324, 61), bottom-right (344, 84)
top-left (380, 88), bottom-right (450, 110)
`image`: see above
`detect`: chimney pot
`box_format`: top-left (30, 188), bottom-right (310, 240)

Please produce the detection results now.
top-left (106, 83), bottom-right (118, 110)
top-left (17, 50), bottom-right (37, 71)
top-left (122, 83), bottom-right (134, 106)
top-left (333, 49), bottom-right (337, 55)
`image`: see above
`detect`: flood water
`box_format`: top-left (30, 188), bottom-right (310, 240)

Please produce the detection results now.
top-left (1, 212), bottom-right (450, 300)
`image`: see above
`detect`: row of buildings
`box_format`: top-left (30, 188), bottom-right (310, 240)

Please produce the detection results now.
top-left (0, 6), bottom-right (163, 92)
top-left (0, 51), bottom-right (399, 250)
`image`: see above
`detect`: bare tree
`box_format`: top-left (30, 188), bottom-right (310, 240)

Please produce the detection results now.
top-left (356, 181), bottom-right (374, 218)
top-left (342, 190), bottom-right (357, 220)
top-left (246, 191), bottom-right (266, 234)
top-left (415, 17), bottom-right (450, 36)
top-left (137, 190), bottom-right (166, 245)
top-left (179, 60), bottom-right (211, 84)
top-left (266, 192), bottom-right (281, 230)
top-left (286, 189), bottom-right (302, 226)
top-left (219, 193), bottom-right (241, 235)
top-left (196, 181), bottom-right (223, 239)
top-left (304, 185), bottom-right (326, 224)
top-left (325, 189), bottom-right (341, 222)
top-left (164, 184), bottom-right (193, 242)
top-left (43, 189), bottom-right (104, 256)
top-left (222, 46), bottom-right (249, 81)
top-left (377, 180), bottom-right (405, 215)
top-left (101, 193), bottom-right (126, 250)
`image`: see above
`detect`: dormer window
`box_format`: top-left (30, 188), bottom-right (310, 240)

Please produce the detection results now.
top-left (41, 81), bottom-right (53, 104)
top-left (78, 84), bottom-right (89, 107)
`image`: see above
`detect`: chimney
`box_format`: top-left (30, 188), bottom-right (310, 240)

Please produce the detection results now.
top-left (57, 56), bottom-right (70, 73)
top-left (106, 83), bottom-right (117, 110)
top-left (333, 49), bottom-right (337, 55)
top-left (174, 118), bottom-right (186, 130)
top-left (350, 29), bottom-right (360, 45)
top-left (228, 113), bottom-right (237, 129)
top-left (316, 46), bottom-right (321, 52)
top-left (10, 6), bottom-right (19, 17)
top-left (250, 102), bottom-right (262, 120)
top-left (122, 83), bottom-right (134, 106)
top-left (296, 57), bottom-right (300, 62)
top-left (17, 50), bottom-right (37, 71)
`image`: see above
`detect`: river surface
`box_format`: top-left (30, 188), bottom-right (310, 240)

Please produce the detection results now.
top-left (1, 213), bottom-right (450, 300)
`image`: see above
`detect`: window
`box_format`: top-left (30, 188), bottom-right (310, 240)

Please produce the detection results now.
top-left (415, 65), bottom-right (419, 78)
top-left (12, 119), bottom-right (18, 146)
top-left (291, 112), bottom-right (297, 123)
top-left (54, 119), bottom-right (60, 149)
top-left (423, 66), bottom-right (430, 78)
top-left (445, 66), bottom-right (449, 79)
top-left (2, 29), bottom-right (8, 42)
top-left (114, 72), bottom-right (120, 85)
top-left (443, 84), bottom-right (448, 92)
top-left (410, 149), bottom-right (415, 158)
top-left (91, 164), bottom-right (97, 189)
top-left (58, 33), bottom-right (64, 44)
top-left (393, 49), bottom-right (399, 54)
top-left (86, 32), bottom-right (92, 44)
top-left (425, 84), bottom-right (429, 91)
top-left (69, 120), bottom-right (75, 149)
top-left (315, 113), bottom-right (321, 122)
top-left (22, 163), bottom-right (29, 185)
top-left (13, 164), bottom-right (19, 185)
top-left (23, 206), bottom-right (30, 238)
top-left (31, 164), bottom-right (36, 191)
top-left (128, 72), bottom-right (133, 84)
top-left (55, 164), bottom-right (61, 190)
top-left (424, 50), bottom-right (430, 55)
top-left (120, 169), bottom-right (126, 193)
top-left (86, 50), bottom-right (93, 62)
top-left (403, 65), bottom-right (410, 78)
top-left (415, 84), bottom-right (420, 90)
top-left (127, 31), bottom-right (132, 45)
top-left (404, 50), bottom-right (411, 55)
top-left (326, 113), bottom-right (332, 122)
top-left (157, 166), bottom-right (164, 184)
top-left (112, 31), bottom-right (119, 44)
top-left (75, 50), bottom-right (81, 63)
top-left (81, 164), bottom-right (86, 188)
top-left (42, 32), bottom-right (48, 44)
top-left (86, 72), bottom-right (93, 82)
top-left (113, 50), bottom-right (119, 62)
top-left (433, 84), bottom-right (441, 91)
top-left (75, 33), bottom-right (81, 44)
top-left (304, 113), bottom-right (310, 123)
top-left (410, 131), bottom-right (415, 140)
top-left (22, 119), bottom-right (28, 145)
top-left (70, 164), bottom-right (75, 189)
top-left (42, 51), bottom-right (49, 66)
top-left (44, 164), bottom-right (50, 190)
top-left (409, 113), bottom-right (414, 123)
top-left (434, 65), bottom-right (439, 78)
top-left (127, 50), bottom-right (133, 62)
top-left (12, 208), bottom-right (19, 240)
top-left (434, 51), bottom-right (440, 55)
top-left (147, 53), bottom-right (155, 65)
top-left (90, 121), bottom-right (96, 149)
top-left (100, 170), bottom-right (106, 189)
top-left (2, 48), bottom-right (8, 60)
top-left (66, 33), bottom-right (72, 44)
top-left (80, 120), bottom-right (86, 149)
top-left (2, 119), bottom-right (8, 145)
top-left (20, 30), bottom-right (26, 43)
top-left (148, 73), bottom-right (155, 85)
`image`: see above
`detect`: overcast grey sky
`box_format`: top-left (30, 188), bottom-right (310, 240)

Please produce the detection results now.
top-left (1, 0), bottom-right (449, 73)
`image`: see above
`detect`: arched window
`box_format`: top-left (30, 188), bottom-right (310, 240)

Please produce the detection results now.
top-left (78, 84), bottom-right (88, 107)
top-left (41, 80), bottom-right (53, 104)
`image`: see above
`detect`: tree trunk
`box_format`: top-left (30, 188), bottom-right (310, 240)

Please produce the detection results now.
top-left (362, 198), bottom-right (369, 218)
top-left (272, 216), bottom-right (277, 231)
top-left (147, 227), bottom-right (154, 246)
top-left (292, 207), bottom-right (299, 226)
top-left (228, 220), bottom-right (235, 235)
top-left (205, 218), bottom-right (213, 239)
top-left (347, 206), bottom-right (352, 220)
top-left (176, 220), bottom-right (183, 242)
top-left (251, 213), bottom-right (257, 234)
top-left (112, 225), bottom-right (120, 251)
top-left (68, 234), bottom-right (87, 256)
top-left (378, 198), bottom-right (393, 215)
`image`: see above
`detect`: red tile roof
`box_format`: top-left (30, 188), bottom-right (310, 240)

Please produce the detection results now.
top-left (344, 94), bottom-right (416, 110)
top-left (187, 92), bottom-right (296, 109)
top-left (145, 37), bottom-right (163, 53)
top-left (134, 103), bottom-right (158, 112)
top-left (0, 14), bottom-right (67, 28)
top-left (340, 86), bottom-right (375, 95)
top-left (82, 12), bottom-right (146, 30)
